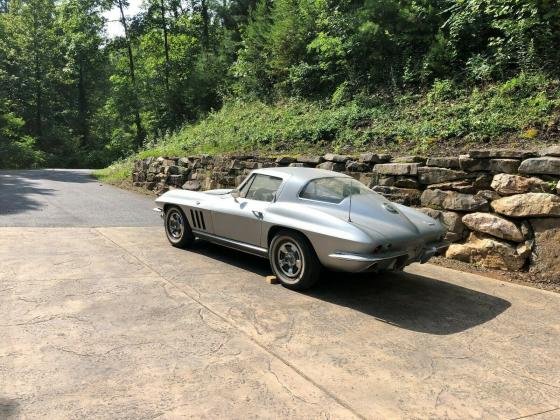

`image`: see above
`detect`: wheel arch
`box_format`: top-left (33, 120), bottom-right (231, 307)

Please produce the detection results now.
top-left (267, 225), bottom-right (316, 254)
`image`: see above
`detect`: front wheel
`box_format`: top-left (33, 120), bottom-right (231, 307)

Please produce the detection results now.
top-left (164, 206), bottom-right (194, 248)
top-left (269, 231), bottom-right (321, 290)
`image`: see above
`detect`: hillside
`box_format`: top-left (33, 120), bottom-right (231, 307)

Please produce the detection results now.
top-left (96, 73), bottom-right (560, 183)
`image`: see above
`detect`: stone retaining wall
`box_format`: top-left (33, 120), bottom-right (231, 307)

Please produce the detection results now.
top-left (132, 146), bottom-right (560, 281)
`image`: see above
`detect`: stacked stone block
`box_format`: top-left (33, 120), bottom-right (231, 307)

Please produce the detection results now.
top-left (131, 147), bottom-right (560, 280)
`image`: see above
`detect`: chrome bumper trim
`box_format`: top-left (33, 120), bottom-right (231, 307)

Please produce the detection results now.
top-left (419, 241), bottom-right (449, 264)
top-left (328, 250), bottom-right (409, 263)
top-left (329, 241), bottom-right (449, 265)
top-left (153, 207), bottom-right (163, 217)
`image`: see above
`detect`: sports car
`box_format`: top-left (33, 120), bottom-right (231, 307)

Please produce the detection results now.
top-left (154, 167), bottom-right (448, 290)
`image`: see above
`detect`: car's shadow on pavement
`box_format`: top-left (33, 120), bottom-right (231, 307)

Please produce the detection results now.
top-left (187, 240), bottom-right (511, 335)
top-left (0, 397), bottom-right (19, 419)
top-left (306, 271), bottom-right (511, 335)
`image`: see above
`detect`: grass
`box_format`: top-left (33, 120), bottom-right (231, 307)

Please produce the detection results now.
top-left (96, 72), bottom-right (560, 183)
top-left (93, 157), bottom-right (135, 184)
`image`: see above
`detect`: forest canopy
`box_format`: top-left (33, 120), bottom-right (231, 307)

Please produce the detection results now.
top-left (1, 0), bottom-right (560, 168)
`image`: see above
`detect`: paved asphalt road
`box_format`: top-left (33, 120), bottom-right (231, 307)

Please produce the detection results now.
top-left (0, 169), bottom-right (158, 227)
top-left (1, 170), bottom-right (560, 419)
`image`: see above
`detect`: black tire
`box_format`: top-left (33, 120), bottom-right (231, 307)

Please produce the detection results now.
top-left (269, 230), bottom-right (321, 290)
top-left (164, 206), bottom-right (195, 248)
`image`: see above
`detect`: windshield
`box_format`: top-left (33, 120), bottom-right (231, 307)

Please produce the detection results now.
top-left (299, 177), bottom-right (374, 204)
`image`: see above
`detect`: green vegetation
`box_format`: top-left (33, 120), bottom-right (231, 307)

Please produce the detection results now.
top-left (95, 72), bottom-right (560, 183)
top-left (2, 0), bottom-right (560, 170)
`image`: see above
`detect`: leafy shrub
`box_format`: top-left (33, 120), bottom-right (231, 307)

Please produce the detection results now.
top-left (427, 79), bottom-right (456, 103)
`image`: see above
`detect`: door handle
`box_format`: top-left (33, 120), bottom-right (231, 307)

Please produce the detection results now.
top-left (252, 210), bottom-right (263, 219)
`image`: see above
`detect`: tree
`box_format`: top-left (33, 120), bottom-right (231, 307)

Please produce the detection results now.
top-left (59, 0), bottom-right (107, 149)
top-left (115, 0), bottom-right (145, 148)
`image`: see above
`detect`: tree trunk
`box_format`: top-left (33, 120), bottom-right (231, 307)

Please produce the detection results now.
top-left (200, 0), bottom-right (209, 49)
top-left (117, 0), bottom-right (144, 149)
top-left (77, 60), bottom-right (89, 147)
top-left (160, 0), bottom-right (170, 94)
top-left (32, 13), bottom-right (42, 141)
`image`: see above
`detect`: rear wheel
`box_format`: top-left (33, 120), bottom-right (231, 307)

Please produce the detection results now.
top-left (164, 206), bottom-right (194, 248)
top-left (269, 231), bottom-right (321, 290)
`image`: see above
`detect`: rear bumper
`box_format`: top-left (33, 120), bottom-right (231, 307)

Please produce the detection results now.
top-left (327, 241), bottom-right (449, 272)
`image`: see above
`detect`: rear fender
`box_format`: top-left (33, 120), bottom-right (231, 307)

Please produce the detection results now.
top-left (262, 203), bottom-right (377, 267)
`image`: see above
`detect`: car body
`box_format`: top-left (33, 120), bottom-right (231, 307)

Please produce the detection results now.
top-left (154, 167), bottom-right (448, 289)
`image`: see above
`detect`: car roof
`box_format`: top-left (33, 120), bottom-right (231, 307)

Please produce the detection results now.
top-left (253, 166), bottom-right (350, 181)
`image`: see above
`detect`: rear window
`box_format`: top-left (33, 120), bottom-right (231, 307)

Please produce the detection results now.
top-left (299, 177), bottom-right (372, 204)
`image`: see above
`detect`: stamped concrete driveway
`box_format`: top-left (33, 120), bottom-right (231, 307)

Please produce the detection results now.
top-left (1, 170), bottom-right (560, 419)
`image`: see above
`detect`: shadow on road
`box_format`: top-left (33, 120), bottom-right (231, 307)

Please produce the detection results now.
top-left (0, 397), bottom-right (19, 419)
top-left (189, 239), bottom-right (271, 275)
top-left (0, 169), bottom-right (93, 216)
top-left (306, 271), bottom-right (511, 335)
top-left (184, 240), bottom-right (511, 335)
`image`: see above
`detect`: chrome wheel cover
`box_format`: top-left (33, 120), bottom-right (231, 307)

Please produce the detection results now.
top-left (167, 210), bottom-right (184, 240)
top-left (275, 240), bottom-right (304, 283)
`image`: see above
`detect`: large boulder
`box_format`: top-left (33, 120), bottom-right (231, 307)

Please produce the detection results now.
top-left (377, 176), bottom-right (418, 188)
top-left (168, 174), bottom-right (185, 186)
top-left (275, 156), bottom-right (295, 165)
top-left (182, 180), bottom-right (201, 191)
top-left (540, 145), bottom-right (560, 157)
top-left (359, 152), bottom-right (391, 163)
top-left (371, 186), bottom-right (421, 206)
top-left (392, 155), bottom-right (426, 164)
top-left (459, 156), bottom-right (490, 172)
top-left (420, 189), bottom-right (489, 211)
top-left (162, 158), bottom-right (178, 166)
top-left (393, 177), bottom-right (419, 189)
top-left (417, 167), bottom-right (473, 184)
top-left (297, 155), bottom-right (324, 165)
top-left (134, 159), bottom-right (148, 172)
top-left (132, 171), bottom-right (146, 183)
top-left (147, 162), bottom-right (161, 174)
top-left (178, 157), bottom-right (190, 167)
top-left (490, 173), bottom-right (551, 195)
top-left (229, 159), bottom-right (244, 170)
top-left (489, 159), bottom-right (520, 174)
top-left (345, 161), bottom-right (370, 172)
top-left (462, 212), bottom-right (524, 242)
top-left (475, 190), bottom-right (501, 202)
top-left (427, 180), bottom-right (475, 194)
top-left (323, 153), bottom-right (351, 163)
top-left (374, 162), bottom-right (421, 176)
top-left (417, 208), bottom-right (466, 242)
top-left (316, 161), bottom-right (346, 171)
top-left (472, 173), bottom-right (494, 190)
top-left (425, 157), bottom-right (460, 169)
top-left (557, 180), bottom-right (560, 195)
top-left (518, 157), bottom-right (560, 176)
top-left (491, 193), bottom-right (560, 217)
top-left (469, 149), bottom-right (536, 159)
top-left (445, 232), bottom-right (527, 271)
top-left (529, 218), bottom-right (560, 282)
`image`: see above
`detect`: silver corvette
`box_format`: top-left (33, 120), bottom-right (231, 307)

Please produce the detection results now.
top-left (154, 167), bottom-right (448, 290)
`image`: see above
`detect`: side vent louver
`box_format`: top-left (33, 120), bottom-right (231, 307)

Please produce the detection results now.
top-left (190, 209), bottom-right (206, 230)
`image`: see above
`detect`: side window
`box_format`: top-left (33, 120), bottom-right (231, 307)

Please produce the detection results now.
top-left (245, 175), bottom-right (283, 202)
top-left (238, 175), bottom-right (254, 198)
